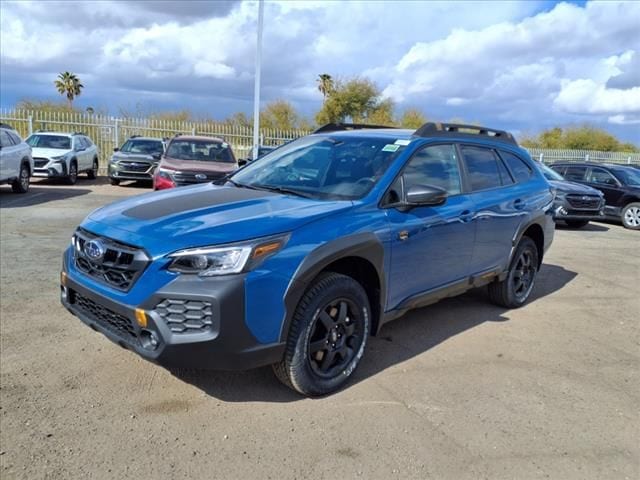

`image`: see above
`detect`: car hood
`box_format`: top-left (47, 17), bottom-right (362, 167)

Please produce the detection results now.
top-left (549, 180), bottom-right (602, 195)
top-left (31, 147), bottom-right (72, 159)
top-left (84, 183), bottom-right (353, 257)
top-left (160, 157), bottom-right (237, 173)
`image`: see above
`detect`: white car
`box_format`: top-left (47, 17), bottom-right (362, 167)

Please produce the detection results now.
top-left (0, 123), bottom-right (33, 193)
top-left (26, 132), bottom-right (99, 185)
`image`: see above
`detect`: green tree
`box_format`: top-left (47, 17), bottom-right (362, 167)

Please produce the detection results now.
top-left (224, 112), bottom-right (252, 128)
top-left (260, 100), bottom-right (300, 130)
top-left (316, 73), bottom-right (334, 102)
top-left (54, 72), bottom-right (84, 108)
top-left (315, 77), bottom-right (393, 125)
top-left (16, 98), bottom-right (77, 113)
top-left (520, 125), bottom-right (638, 152)
top-left (399, 108), bottom-right (427, 129)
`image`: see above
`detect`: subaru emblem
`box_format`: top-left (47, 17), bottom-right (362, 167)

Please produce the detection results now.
top-left (84, 239), bottom-right (105, 261)
top-left (195, 173), bottom-right (207, 181)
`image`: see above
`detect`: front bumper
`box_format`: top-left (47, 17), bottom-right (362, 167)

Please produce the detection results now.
top-left (552, 200), bottom-right (605, 222)
top-left (33, 161), bottom-right (66, 178)
top-left (109, 162), bottom-right (156, 181)
top-left (61, 258), bottom-right (285, 371)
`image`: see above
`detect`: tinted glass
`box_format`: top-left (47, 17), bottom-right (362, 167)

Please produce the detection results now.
top-left (167, 139), bottom-right (234, 163)
top-left (26, 135), bottom-right (71, 149)
top-left (461, 146), bottom-right (503, 191)
top-left (8, 131), bottom-right (22, 145)
top-left (496, 157), bottom-right (514, 185)
top-left (563, 166), bottom-right (586, 181)
top-left (538, 163), bottom-right (564, 181)
top-left (501, 151), bottom-right (532, 182)
top-left (75, 137), bottom-right (86, 149)
top-left (403, 144), bottom-right (462, 194)
top-left (0, 130), bottom-right (14, 147)
top-left (120, 139), bottom-right (164, 155)
top-left (232, 135), bottom-right (407, 200)
top-left (588, 168), bottom-right (618, 186)
top-left (611, 167), bottom-right (640, 186)
top-left (83, 136), bottom-right (93, 146)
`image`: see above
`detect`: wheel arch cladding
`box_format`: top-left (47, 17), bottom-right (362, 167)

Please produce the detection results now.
top-left (521, 223), bottom-right (544, 268)
top-left (281, 233), bottom-right (386, 343)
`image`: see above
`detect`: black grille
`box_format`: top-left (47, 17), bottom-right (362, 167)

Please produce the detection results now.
top-left (566, 195), bottom-right (602, 209)
top-left (73, 228), bottom-right (149, 291)
top-left (34, 158), bottom-right (49, 168)
top-left (73, 292), bottom-right (138, 345)
top-left (173, 171), bottom-right (225, 186)
top-left (118, 161), bottom-right (152, 172)
top-left (154, 299), bottom-right (213, 333)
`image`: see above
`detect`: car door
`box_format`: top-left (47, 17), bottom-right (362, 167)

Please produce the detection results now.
top-left (459, 145), bottom-right (525, 274)
top-left (585, 167), bottom-right (625, 208)
top-left (385, 143), bottom-right (476, 309)
top-left (0, 130), bottom-right (18, 180)
top-left (73, 136), bottom-right (87, 170)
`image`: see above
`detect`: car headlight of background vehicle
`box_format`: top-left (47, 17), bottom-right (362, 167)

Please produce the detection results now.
top-left (51, 154), bottom-right (67, 162)
top-left (167, 234), bottom-right (290, 276)
top-left (156, 167), bottom-right (174, 180)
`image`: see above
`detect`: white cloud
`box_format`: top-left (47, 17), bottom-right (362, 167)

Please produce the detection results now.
top-left (554, 79), bottom-right (640, 114)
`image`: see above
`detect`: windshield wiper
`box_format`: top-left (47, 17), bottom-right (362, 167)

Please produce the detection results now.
top-left (252, 184), bottom-right (314, 198)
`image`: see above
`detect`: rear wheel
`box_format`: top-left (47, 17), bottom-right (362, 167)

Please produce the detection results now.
top-left (565, 220), bottom-right (589, 228)
top-left (87, 158), bottom-right (98, 179)
top-left (272, 272), bottom-right (370, 396)
top-left (11, 162), bottom-right (30, 193)
top-left (488, 237), bottom-right (539, 308)
top-left (621, 203), bottom-right (640, 230)
top-left (65, 161), bottom-right (78, 185)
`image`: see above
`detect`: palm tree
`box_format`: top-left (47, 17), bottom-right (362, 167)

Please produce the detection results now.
top-left (54, 72), bottom-right (84, 109)
top-left (317, 74), bottom-right (334, 102)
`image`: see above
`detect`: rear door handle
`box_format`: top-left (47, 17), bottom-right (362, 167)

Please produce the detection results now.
top-left (459, 210), bottom-right (474, 223)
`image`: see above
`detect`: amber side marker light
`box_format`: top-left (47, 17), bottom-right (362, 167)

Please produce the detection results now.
top-left (253, 241), bottom-right (282, 259)
top-left (135, 308), bottom-right (148, 328)
top-left (61, 271), bottom-right (68, 286)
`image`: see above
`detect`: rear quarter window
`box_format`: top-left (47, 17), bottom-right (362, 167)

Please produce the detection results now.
top-left (500, 151), bottom-right (532, 182)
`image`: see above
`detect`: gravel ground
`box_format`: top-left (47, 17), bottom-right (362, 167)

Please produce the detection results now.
top-left (1, 178), bottom-right (638, 480)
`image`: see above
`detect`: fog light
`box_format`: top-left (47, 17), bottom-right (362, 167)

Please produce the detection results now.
top-left (555, 206), bottom-right (568, 216)
top-left (140, 330), bottom-right (159, 351)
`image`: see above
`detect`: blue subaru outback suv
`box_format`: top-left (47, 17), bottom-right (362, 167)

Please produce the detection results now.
top-left (61, 122), bottom-right (554, 396)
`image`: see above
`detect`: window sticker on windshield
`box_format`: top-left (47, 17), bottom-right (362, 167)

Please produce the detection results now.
top-left (382, 144), bottom-right (400, 152)
top-left (221, 142), bottom-right (229, 148)
top-left (394, 139), bottom-right (411, 146)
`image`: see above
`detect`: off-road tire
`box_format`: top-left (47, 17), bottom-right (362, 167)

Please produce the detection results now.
top-left (272, 272), bottom-right (370, 396)
top-left (488, 237), bottom-right (539, 308)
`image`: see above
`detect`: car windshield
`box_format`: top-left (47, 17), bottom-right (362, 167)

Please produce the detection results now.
top-left (538, 162), bottom-right (564, 181)
top-left (166, 139), bottom-right (234, 163)
top-left (120, 139), bottom-right (163, 155)
top-left (231, 135), bottom-right (407, 200)
top-left (26, 134), bottom-right (71, 150)
top-left (612, 167), bottom-right (640, 186)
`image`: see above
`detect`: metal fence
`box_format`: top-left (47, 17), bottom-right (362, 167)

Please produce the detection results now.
top-left (0, 109), bottom-right (310, 166)
top-left (2, 108), bottom-right (639, 168)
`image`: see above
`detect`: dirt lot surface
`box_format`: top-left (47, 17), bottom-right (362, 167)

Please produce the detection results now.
top-left (1, 178), bottom-right (638, 480)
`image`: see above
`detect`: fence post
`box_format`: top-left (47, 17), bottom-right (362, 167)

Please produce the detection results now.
top-left (585, 153), bottom-right (589, 162)
top-left (539, 153), bottom-right (544, 163)
top-left (114, 118), bottom-right (119, 146)
top-left (27, 115), bottom-right (33, 136)
top-left (628, 156), bottom-right (632, 165)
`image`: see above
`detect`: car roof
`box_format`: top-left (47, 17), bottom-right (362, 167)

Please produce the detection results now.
top-left (314, 128), bottom-right (414, 140)
top-left (31, 131), bottom-right (74, 137)
top-left (170, 135), bottom-right (225, 143)
top-left (551, 162), bottom-right (633, 170)
top-left (127, 136), bottom-right (164, 142)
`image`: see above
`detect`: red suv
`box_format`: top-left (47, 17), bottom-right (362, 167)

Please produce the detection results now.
top-left (154, 135), bottom-right (238, 190)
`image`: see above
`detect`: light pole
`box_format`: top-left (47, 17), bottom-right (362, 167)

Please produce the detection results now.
top-left (252, 0), bottom-right (264, 161)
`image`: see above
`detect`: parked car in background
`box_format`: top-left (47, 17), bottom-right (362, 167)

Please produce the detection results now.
top-left (239, 145), bottom-right (282, 166)
top-left (0, 123), bottom-right (33, 193)
top-left (550, 163), bottom-right (640, 230)
top-left (26, 132), bottom-right (99, 185)
top-left (109, 136), bottom-right (165, 186)
top-left (61, 122), bottom-right (554, 396)
top-left (153, 135), bottom-right (237, 190)
top-left (536, 162), bottom-right (605, 228)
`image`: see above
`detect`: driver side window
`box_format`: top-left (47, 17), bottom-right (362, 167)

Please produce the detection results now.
top-left (403, 144), bottom-right (462, 194)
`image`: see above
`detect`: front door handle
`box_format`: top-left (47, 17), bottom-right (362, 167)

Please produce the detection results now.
top-left (513, 199), bottom-right (525, 210)
top-left (459, 210), bottom-right (474, 223)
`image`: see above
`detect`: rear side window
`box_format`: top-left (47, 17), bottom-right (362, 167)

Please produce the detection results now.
top-left (83, 136), bottom-right (93, 146)
top-left (500, 151), bottom-right (532, 182)
top-left (7, 131), bottom-right (22, 144)
top-left (460, 146), bottom-right (507, 191)
top-left (564, 166), bottom-right (587, 182)
top-left (0, 130), bottom-right (14, 147)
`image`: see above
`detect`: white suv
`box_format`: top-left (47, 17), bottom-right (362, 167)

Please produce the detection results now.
top-left (26, 132), bottom-right (99, 185)
top-left (0, 123), bottom-right (34, 193)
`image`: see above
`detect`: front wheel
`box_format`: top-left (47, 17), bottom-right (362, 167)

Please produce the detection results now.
top-left (65, 161), bottom-right (78, 185)
top-left (87, 158), bottom-right (98, 179)
top-left (109, 177), bottom-right (120, 186)
top-left (621, 203), bottom-right (640, 230)
top-left (272, 272), bottom-right (370, 396)
top-left (488, 237), bottom-right (539, 308)
top-left (11, 162), bottom-right (30, 193)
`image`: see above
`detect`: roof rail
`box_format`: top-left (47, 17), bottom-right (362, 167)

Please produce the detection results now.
top-left (313, 123), bottom-right (398, 134)
top-left (413, 122), bottom-right (518, 146)
top-left (130, 134), bottom-right (141, 139)
top-left (0, 122), bottom-right (14, 130)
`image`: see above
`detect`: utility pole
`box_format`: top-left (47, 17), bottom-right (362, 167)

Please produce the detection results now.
top-left (252, 0), bottom-right (264, 161)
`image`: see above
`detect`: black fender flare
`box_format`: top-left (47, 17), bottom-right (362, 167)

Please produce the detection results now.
top-left (279, 232), bottom-right (386, 342)
top-left (508, 214), bottom-right (547, 273)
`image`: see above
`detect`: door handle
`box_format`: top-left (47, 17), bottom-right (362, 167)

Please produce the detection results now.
top-left (513, 199), bottom-right (525, 210)
top-left (459, 210), bottom-right (474, 223)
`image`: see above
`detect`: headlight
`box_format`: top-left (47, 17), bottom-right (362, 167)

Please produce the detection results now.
top-left (554, 191), bottom-right (566, 200)
top-left (157, 167), bottom-right (174, 179)
top-left (51, 155), bottom-right (66, 161)
top-left (167, 234), bottom-right (289, 276)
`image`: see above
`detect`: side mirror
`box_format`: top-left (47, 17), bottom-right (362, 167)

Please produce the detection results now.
top-left (152, 153), bottom-right (161, 160)
top-left (237, 158), bottom-right (248, 167)
top-left (113, 147), bottom-right (119, 152)
top-left (75, 146), bottom-right (85, 152)
top-left (400, 184), bottom-right (448, 210)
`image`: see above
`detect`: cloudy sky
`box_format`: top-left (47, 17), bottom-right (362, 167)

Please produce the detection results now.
top-left (1, 0), bottom-right (639, 142)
